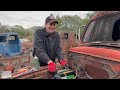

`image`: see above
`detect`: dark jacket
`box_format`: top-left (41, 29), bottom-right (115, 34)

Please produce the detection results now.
top-left (33, 28), bottom-right (63, 65)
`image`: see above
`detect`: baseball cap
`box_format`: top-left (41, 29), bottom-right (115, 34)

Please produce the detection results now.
top-left (45, 15), bottom-right (58, 24)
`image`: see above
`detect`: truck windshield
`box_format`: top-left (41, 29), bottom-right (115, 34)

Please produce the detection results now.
top-left (0, 36), bottom-right (7, 42)
top-left (83, 13), bottom-right (120, 42)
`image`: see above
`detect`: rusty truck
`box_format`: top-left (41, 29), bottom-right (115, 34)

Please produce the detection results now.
top-left (67, 11), bottom-right (120, 79)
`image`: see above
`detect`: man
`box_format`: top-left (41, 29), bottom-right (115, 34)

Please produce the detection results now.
top-left (33, 14), bottom-right (67, 73)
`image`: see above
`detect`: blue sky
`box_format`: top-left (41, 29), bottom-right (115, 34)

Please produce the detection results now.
top-left (0, 11), bottom-right (91, 28)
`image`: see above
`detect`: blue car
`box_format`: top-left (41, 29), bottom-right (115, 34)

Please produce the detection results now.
top-left (0, 32), bottom-right (22, 57)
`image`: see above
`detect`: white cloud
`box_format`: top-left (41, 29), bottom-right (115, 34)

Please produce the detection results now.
top-left (0, 11), bottom-right (90, 28)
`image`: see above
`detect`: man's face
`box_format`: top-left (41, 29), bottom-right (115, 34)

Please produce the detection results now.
top-left (45, 22), bottom-right (56, 34)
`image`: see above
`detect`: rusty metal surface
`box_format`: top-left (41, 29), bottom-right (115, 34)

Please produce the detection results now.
top-left (68, 51), bottom-right (120, 79)
top-left (91, 11), bottom-right (120, 20)
top-left (60, 32), bottom-right (77, 58)
top-left (0, 54), bottom-right (30, 64)
top-left (22, 42), bottom-right (33, 50)
top-left (69, 46), bottom-right (120, 63)
top-left (0, 54), bottom-right (32, 73)
top-left (13, 66), bottom-right (52, 79)
top-left (13, 63), bottom-right (62, 79)
top-left (85, 64), bottom-right (109, 79)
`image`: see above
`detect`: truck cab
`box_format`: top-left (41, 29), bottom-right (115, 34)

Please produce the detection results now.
top-left (68, 11), bottom-right (120, 79)
top-left (0, 32), bottom-right (22, 57)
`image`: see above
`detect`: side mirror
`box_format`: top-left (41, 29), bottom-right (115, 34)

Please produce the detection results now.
top-left (82, 25), bottom-right (86, 30)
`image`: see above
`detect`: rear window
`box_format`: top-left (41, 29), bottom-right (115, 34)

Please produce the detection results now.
top-left (8, 35), bottom-right (16, 40)
top-left (0, 36), bottom-right (7, 42)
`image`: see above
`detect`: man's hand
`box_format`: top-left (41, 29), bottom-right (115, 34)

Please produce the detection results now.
top-left (48, 61), bottom-right (56, 73)
top-left (59, 60), bottom-right (67, 67)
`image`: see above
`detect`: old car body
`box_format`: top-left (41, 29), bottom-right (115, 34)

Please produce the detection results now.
top-left (0, 32), bottom-right (22, 57)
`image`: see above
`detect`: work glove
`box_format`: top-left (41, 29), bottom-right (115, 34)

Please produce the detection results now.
top-left (59, 60), bottom-right (67, 67)
top-left (48, 62), bottom-right (56, 73)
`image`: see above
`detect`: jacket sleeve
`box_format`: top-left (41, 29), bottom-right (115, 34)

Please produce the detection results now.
top-left (55, 33), bottom-right (64, 61)
top-left (34, 30), bottom-right (50, 64)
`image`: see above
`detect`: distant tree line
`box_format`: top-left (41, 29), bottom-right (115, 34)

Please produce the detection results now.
top-left (0, 23), bottom-right (43, 39)
top-left (55, 11), bottom-right (97, 33)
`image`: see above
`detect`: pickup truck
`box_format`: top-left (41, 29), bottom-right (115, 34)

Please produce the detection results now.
top-left (0, 32), bottom-right (22, 57)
